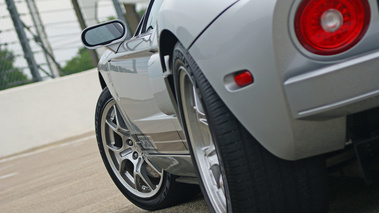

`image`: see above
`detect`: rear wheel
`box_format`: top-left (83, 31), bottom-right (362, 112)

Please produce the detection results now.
top-left (173, 42), bottom-right (328, 213)
top-left (95, 87), bottom-right (199, 210)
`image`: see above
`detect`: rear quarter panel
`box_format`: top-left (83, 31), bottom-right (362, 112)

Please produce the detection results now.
top-left (189, 0), bottom-right (379, 160)
top-left (188, 0), bottom-right (349, 160)
top-left (156, 0), bottom-right (237, 49)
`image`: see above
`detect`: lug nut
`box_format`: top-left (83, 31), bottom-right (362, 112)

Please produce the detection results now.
top-left (133, 152), bottom-right (138, 160)
top-left (127, 139), bottom-right (133, 146)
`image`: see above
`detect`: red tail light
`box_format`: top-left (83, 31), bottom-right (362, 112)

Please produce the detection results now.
top-left (295, 0), bottom-right (371, 55)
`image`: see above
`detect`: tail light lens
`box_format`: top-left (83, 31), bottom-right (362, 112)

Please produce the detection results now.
top-left (234, 70), bottom-right (253, 87)
top-left (295, 0), bottom-right (371, 55)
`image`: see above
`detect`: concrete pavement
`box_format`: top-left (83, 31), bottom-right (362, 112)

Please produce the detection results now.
top-left (0, 133), bottom-right (208, 213)
top-left (0, 133), bottom-right (378, 213)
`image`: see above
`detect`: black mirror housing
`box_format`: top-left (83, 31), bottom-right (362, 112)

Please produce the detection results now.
top-left (81, 20), bottom-right (127, 50)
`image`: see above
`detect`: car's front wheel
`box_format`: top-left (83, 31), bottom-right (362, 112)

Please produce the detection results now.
top-left (173, 42), bottom-right (328, 213)
top-left (95, 87), bottom-right (199, 211)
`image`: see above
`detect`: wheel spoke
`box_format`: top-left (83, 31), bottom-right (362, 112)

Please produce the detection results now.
top-left (204, 144), bottom-right (216, 159)
top-left (133, 158), bottom-right (155, 191)
top-left (107, 143), bottom-right (120, 153)
top-left (211, 165), bottom-right (222, 189)
top-left (139, 171), bottom-right (156, 191)
top-left (106, 144), bottom-right (122, 171)
top-left (105, 119), bottom-right (118, 132)
top-left (117, 158), bottom-right (126, 173)
top-left (192, 86), bottom-right (208, 126)
top-left (113, 105), bottom-right (121, 125)
top-left (119, 150), bottom-right (133, 163)
top-left (113, 106), bottom-right (131, 134)
top-left (105, 106), bottom-right (130, 135)
top-left (203, 144), bottom-right (222, 188)
top-left (196, 108), bottom-right (208, 126)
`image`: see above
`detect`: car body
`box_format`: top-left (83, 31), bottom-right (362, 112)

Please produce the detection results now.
top-left (82, 0), bottom-right (379, 212)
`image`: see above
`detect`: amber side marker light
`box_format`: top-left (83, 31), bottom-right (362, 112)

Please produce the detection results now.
top-left (234, 70), bottom-right (254, 87)
top-left (295, 0), bottom-right (371, 55)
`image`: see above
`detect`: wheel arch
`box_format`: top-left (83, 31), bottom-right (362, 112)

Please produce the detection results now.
top-left (158, 30), bottom-right (179, 106)
top-left (98, 71), bottom-right (106, 89)
top-left (159, 29), bottom-right (178, 73)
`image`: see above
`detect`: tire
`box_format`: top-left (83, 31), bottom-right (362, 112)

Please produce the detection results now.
top-left (95, 87), bottom-right (199, 211)
top-left (172, 42), bottom-right (328, 213)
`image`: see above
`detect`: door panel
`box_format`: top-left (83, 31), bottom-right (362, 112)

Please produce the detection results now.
top-left (107, 33), bottom-right (188, 154)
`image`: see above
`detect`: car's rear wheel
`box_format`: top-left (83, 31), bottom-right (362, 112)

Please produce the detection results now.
top-left (95, 87), bottom-right (199, 210)
top-left (173, 42), bottom-right (328, 213)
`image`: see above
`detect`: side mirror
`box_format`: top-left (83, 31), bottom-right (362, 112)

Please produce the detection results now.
top-left (81, 19), bottom-right (127, 50)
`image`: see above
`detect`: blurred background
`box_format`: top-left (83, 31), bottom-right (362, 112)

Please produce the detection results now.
top-left (0, 0), bottom-right (147, 90)
top-left (0, 0), bottom-right (148, 158)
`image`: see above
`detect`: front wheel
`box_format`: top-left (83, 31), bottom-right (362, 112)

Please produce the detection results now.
top-left (95, 87), bottom-right (199, 210)
top-left (173, 42), bottom-right (328, 213)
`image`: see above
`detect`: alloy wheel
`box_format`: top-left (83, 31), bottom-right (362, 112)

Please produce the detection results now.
top-left (101, 100), bottom-right (163, 198)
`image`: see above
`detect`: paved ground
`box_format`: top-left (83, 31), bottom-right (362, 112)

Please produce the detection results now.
top-left (0, 133), bottom-right (378, 213)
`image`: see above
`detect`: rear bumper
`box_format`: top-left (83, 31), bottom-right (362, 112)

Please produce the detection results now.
top-left (285, 51), bottom-right (379, 120)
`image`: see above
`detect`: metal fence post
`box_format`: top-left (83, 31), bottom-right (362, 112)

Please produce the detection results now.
top-left (71, 0), bottom-right (99, 68)
top-left (6, 0), bottom-right (42, 82)
top-left (26, 0), bottom-right (61, 78)
top-left (111, 0), bottom-right (131, 39)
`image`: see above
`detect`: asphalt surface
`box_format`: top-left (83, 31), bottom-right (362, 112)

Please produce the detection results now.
top-left (1, 133), bottom-right (378, 213)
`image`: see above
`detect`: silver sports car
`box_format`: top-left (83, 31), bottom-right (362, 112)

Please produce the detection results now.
top-left (81, 0), bottom-right (379, 212)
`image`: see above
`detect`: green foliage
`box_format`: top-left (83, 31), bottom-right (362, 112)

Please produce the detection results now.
top-left (107, 16), bottom-right (116, 21)
top-left (0, 48), bottom-right (30, 90)
top-left (61, 47), bottom-right (95, 76)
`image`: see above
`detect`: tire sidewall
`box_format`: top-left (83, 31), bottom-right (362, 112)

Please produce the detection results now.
top-left (172, 43), bottom-right (233, 213)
